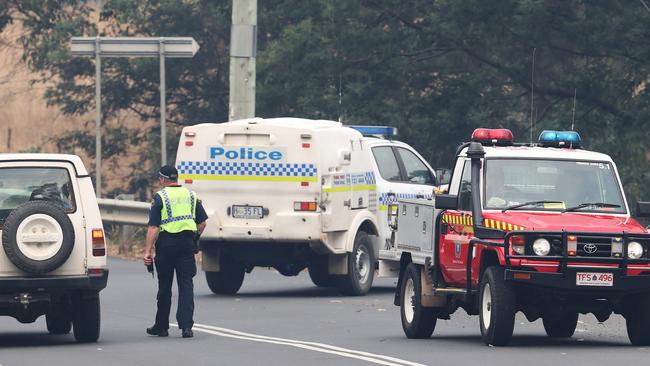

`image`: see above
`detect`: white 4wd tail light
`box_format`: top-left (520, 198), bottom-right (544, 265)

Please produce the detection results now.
top-left (92, 229), bottom-right (106, 256)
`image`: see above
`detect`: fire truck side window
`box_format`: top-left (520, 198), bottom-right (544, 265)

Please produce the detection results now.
top-left (458, 160), bottom-right (472, 211)
top-left (372, 146), bottom-right (402, 182)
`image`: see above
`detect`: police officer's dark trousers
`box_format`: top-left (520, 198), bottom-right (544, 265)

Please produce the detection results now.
top-left (154, 233), bottom-right (196, 330)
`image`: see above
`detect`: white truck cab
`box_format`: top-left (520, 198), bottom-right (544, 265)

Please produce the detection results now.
top-left (175, 118), bottom-right (437, 295)
top-left (0, 154), bottom-right (108, 342)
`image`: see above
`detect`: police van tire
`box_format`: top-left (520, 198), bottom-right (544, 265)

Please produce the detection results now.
top-left (400, 263), bottom-right (436, 339)
top-left (336, 231), bottom-right (375, 296)
top-left (205, 260), bottom-right (245, 295)
top-left (1, 201), bottom-right (75, 274)
top-left (626, 294), bottom-right (650, 346)
top-left (479, 267), bottom-right (516, 346)
top-left (542, 312), bottom-right (578, 338)
top-left (72, 293), bottom-right (101, 343)
top-left (308, 257), bottom-right (334, 287)
top-left (46, 303), bottom-right (72, 335)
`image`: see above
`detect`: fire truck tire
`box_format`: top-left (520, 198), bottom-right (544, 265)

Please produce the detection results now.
top-left (400, 263), bottom-right (436, 339)
top-left (2, 201), bottom-right (75, 274)
top-left (626, 294), bottom-right (650, 346)
top-left (308, 257), bottom-right (335, 287)
top-left (205, 258), bottom-right (245, 295)
top-left (46, 302), bottom-right (72, 335)
top-left (479, 267), bottom-right (516, 346)
top-left (336, 231), bottom-right (375, 296)
top-left (72, 292), bottom-right (101, 343)
top-left (542, 312), bottom-right (578, 338)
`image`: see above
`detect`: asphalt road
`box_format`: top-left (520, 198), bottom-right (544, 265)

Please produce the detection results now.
top-left (0, 258), bottom-right (648, 365)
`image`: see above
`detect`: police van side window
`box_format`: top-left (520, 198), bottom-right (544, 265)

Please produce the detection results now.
top-left (458, 160), bottom-right (472, 211)
top-left (372, 146), bottom-right (401, 182)
top-left (396, 148), bottom-right (435, 185)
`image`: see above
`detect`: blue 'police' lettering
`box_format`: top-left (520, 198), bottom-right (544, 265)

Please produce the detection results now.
top-left (210, 146), bottom-right (283, 161)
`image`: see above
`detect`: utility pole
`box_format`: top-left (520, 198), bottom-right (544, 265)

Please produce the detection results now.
top-left (95, 36), bottom-right (102, 197)
top-left (229, 0), bottom-right (257, 121)
top-left (6, 127), bottom-right (11, 151)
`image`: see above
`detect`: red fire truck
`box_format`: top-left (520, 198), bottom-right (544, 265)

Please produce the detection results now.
top-left (381, 128), bottom-right (650, 346)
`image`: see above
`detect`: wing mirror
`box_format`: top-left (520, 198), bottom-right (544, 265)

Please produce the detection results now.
top-left (637, 202), bottom-right (650, 217)
top-left (435, 194), bottom-right (458, 210)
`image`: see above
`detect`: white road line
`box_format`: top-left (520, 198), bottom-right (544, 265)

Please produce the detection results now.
top-left (172, 322), bottom-right (427, 366)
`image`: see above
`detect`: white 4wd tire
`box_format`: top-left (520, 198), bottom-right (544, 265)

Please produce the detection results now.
top-left (2, 201), bottom-right (75, 274)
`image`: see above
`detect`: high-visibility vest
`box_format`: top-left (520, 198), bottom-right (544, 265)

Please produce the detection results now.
top-left (156, 186), bottom-right (198, 233)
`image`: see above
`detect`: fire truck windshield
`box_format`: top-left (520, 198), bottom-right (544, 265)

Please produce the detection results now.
top-left (484, 159), bottom-right (626, 214)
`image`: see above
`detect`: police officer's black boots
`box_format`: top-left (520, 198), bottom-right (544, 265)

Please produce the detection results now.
top-left (182, 328), bottom-right (194, 338)
top-left (146, 326), bottom-right (169, 337)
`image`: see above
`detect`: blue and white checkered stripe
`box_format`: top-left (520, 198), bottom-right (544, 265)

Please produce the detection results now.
top-left (378, 192), bottom-right (433, 205)
top-left (178, 161), bottom-right (317, 177)
top-left (365, 172), bottom-right (376, 185)
top-left (159, 189), bottom-right (196, 225)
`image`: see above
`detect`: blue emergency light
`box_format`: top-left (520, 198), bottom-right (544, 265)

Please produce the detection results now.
top-left (348, 125), bottom-right (397, 138)
top-left (538, 130), bottom-right (581, 148)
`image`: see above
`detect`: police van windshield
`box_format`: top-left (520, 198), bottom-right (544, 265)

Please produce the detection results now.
top-left (0, 167), bottom-right (75, 225)
top-left (484, 159), bottom-right (626, 214)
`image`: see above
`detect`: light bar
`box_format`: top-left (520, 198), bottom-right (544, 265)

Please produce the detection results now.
top-left (348, 125), bottom-right (397, 138)
top-left (538, 130), bottom-right (581, 148)
top-left (471, 128), bottom-right (514, 146)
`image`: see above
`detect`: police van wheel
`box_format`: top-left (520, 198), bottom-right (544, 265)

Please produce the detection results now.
top-left (72, 292), bottom-right (101, 343)
top-left (400, 263), bottom-right (436, 339)
top-left (336, 231), bottom-right (375, 296)
top-left (308, 256), bottom-right (335, 287)
top-left (2, 201), bottom-right (75, 274)
top-left (205, 259), bottom-right (245, 295)
top-left (626, 294), bottom-right (650, 346)
top-left (542, 312), bottom-right (578, 338)
top-left (479, 267), bottom-right (516, 346)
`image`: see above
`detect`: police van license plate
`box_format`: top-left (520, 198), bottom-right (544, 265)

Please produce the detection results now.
top-left (232, 205), bottom-right (264, 219)
top-left (576, 272), bottom-right (613, 287)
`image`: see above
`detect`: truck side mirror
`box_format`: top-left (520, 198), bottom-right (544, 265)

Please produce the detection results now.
top-left (435, 194), bottom-right (458, 210)
top-left (637, 202), bottom-right (650, 217)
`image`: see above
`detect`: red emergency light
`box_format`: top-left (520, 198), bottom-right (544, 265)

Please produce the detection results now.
top-left (471, 128), bottom-right (514, 146)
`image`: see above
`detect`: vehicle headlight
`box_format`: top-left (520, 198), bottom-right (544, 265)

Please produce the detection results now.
top-left (532, 238), bottom-right (551, 256)
top-left (628, 241), bottom-right (644, 259)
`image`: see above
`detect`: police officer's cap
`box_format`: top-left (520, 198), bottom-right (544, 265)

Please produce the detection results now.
top-left (158, 165), bottom-right (178, 180)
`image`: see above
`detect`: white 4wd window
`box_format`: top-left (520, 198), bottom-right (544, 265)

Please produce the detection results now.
top-left (372, 146), bottom-right (436, 185)
top-left (0, 167), bottom-right (75, 225)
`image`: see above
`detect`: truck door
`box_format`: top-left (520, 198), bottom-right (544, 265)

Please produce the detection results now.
top-left (439, 159), bottom-right (473, 287)
top-left (371, 145), bottom-right (436, 249)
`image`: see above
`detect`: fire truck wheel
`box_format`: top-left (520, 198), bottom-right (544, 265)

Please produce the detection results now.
top-left (542, 312), bottom-right (578, 338)
top-left (336, 231), bottom-right (375, 296)
top-left (400, 263), bottom-right (436, 339)
top-left (626, 294), bottom-right (650, 346)
top-left (479, 267), bottom-right (516, 346)
top-left (205, 257), bottom-right (245, 295)
top-left (308, 256), bottom-right (335, 287)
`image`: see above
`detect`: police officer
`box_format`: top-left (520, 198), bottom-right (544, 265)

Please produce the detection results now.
top-left (144, 165), bottom-right (207, 338)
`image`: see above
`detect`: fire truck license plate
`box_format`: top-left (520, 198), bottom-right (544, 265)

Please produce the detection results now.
top-left (232, 205), bottom-right (264, 219)
top-left (576, 272), bottom-right (613, 287)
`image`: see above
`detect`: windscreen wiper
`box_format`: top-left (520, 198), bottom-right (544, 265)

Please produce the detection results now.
top-left (562, 202), bottom-right (621, 213)
top-left (501, 200), bottom-right (565, 213)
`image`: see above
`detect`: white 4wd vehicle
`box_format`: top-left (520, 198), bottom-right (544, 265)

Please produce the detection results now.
top-left (0, 154), bottom-right (108, 342)
top-left (176, 118), bottom-right (437, 295)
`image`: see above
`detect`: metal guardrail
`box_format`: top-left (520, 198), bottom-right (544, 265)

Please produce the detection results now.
top-left (97, 198), bottom-right (150, 226)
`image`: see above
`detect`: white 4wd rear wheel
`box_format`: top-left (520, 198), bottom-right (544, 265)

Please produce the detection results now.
top-left (399, 263), bottom-right (436, 338)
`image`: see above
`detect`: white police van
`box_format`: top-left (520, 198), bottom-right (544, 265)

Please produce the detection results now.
top-left (176, 117), bottom-right (437, 295)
